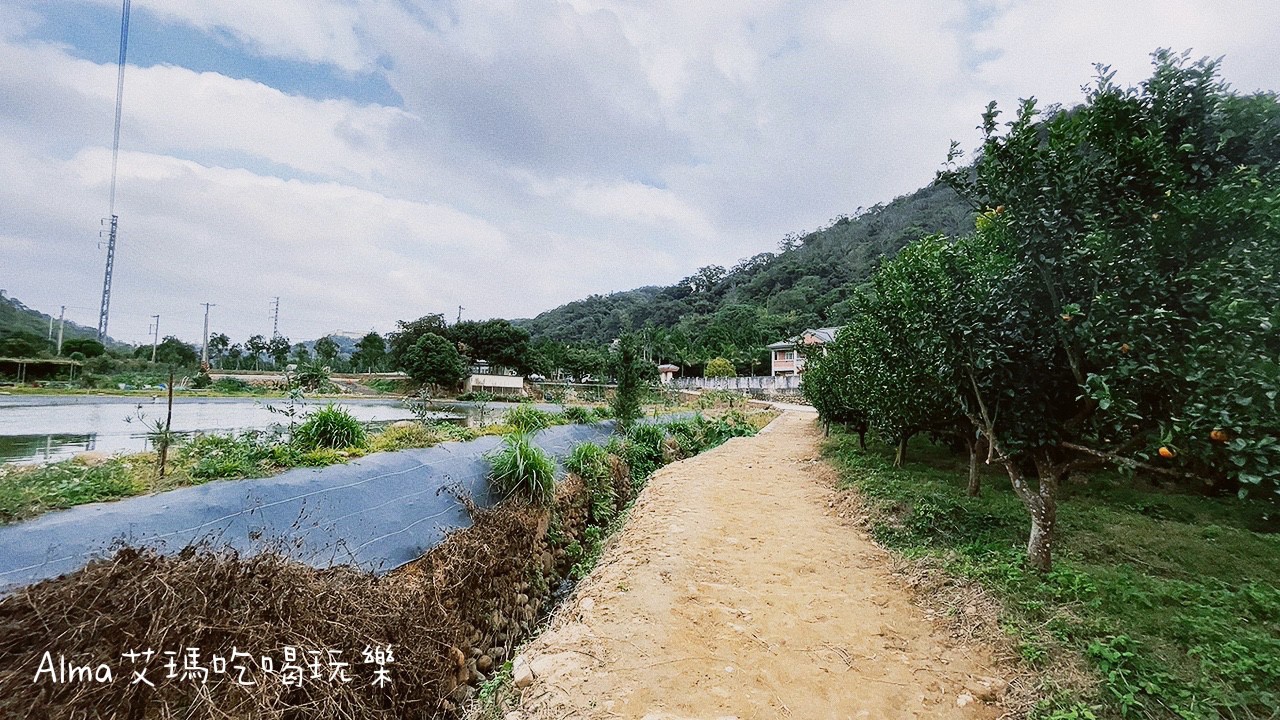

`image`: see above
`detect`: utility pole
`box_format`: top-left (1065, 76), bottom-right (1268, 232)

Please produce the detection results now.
top-left (201, 302), bottom-right (215, 369)
top-left (457, 305), bottom-right (464, 325)
top-left (270, 296), bottom-right (280, 338)
top-left (149, 314), bottom-right (160, 362)
top-left (56, 306), bottom-right (66, 356)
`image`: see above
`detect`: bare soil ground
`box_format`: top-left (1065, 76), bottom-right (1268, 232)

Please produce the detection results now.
top-left (510, 411), bottom-right (1007, 719)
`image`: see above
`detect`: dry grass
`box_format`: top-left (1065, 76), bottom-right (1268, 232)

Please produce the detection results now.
top-left (0, 501), bottom-right (552, 720)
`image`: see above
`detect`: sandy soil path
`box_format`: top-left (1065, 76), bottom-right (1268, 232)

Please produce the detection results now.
top-left (511, 411), bottom-right (1005, 719)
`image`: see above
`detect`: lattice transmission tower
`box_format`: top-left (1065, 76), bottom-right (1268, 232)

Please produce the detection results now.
top-left (96, 0), bottom-right (132, 341)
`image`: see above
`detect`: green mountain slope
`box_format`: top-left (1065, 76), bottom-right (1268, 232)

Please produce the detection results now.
top-left (0, 294), bottom-right (122, 352)
top-left (518, 181), bottom-right (974, 352)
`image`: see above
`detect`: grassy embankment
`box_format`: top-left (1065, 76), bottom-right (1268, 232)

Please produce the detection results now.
top-left (824, 430), bottom-right (1280, 720)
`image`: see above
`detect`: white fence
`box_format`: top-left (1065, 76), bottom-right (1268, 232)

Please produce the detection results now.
top-left (670, 375), bottom-right (803, 395)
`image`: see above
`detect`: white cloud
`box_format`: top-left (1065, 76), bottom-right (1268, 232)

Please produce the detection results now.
top-left (1, 0), bottom-right (1277, 346)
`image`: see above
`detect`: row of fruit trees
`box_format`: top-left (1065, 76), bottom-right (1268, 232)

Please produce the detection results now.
top-left (803, 51), bottom-right (1279, 571)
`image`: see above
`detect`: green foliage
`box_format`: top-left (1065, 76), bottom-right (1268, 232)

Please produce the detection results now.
top-left (0, 329), bottom-right (50, 358)
top-left (61, 338), bottom-right (105, 358)
top-left (290, 360), bottom-right (334, 392)
top-left (503, 404), bottom-right (556, 433)
top-left (486, 433), bottom-right (556, 506)
top-left (562, 406), bottom-right (594, 424)
top-left (826, 430), bottom-right (1280, 719)
top-left (704, 357), bottom-right (736, 378)
top-left (350, 332), bottom-right (388, 372)
top-left (0, 294), bottom-right (107, 355)
top-left (212, 377), bottom-right (254, 393)
top-left (138, 336), bottom-right (199, 367)
top-left (180, 430), bottom-right (292, 480)
top-left (516, 182), bottom-right (974, 348)
top-left (0, 460), bottom-right (141, 522)
top-left (401, 332), bottom-right (467, 389)
top-left (623, 423), bottom-right (666, 484)
top-left (450, 319), bottom-right (534, 374)
top-left (292, 404), bottom-right (368, 451)
top-left (662, 412), bottom-right (758, 457)
top-left (367, 422), bottom-right (439, 452)
top-left (566, 442), bottom-right (615, 524)
top-left (610, 333), bottom-right (653, 431)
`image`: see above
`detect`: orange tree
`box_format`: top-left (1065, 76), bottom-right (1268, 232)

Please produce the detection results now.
top-left (935, 50), bottom-right (1280, 571)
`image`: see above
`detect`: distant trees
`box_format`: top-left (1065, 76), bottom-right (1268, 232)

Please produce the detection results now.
top-left (805, 51), bottom-right (1280, 572)
top-left (449, 319), bottom-right (533, 373)
top-left (313, 336), bottom-right (340, 367)
top-left (402, 332), bottom-right (467, 389)
top-left (351, 332), bottom-right (388, 372)
top-left (207, 333), bottom-right (230, 368)
top-left (61, 338), bottom-right (105, 358)
top-left (148, 337), bottom-right (198, 367)
top-left (267, 336), bottom-right (291, 368)
top-left (0, 330), bottom-right (49, 358)
top-left (388, 314), bottom-right (449, 372)
top-left (245, 335), bottom-right (268, 371)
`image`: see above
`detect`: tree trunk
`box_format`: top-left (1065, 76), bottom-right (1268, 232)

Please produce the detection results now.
top-left (857, 426), bottom-right (867, 451)
top-left (965, 435), bottom-right (981, 497)
top-left (1001, 450), bottom-right (1064, 573)
top-left (894, 437), bottom-right (908, 467)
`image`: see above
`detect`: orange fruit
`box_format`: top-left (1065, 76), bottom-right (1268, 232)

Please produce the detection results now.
top-left (1158, 446), bottom-right (1176, 459)
top-left (1210, 429), bottom-right (1229, 443)
top-left (1120, 343), bottom-right (1130, 354)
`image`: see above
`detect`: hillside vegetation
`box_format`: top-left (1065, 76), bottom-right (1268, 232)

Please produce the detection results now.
top-left (516, 182), bottom-right (973, 371)
top-left (0, 295), bottom-right (114, 354)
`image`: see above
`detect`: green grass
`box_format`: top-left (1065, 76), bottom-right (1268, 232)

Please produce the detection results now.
top-left (292, 404), bottom-right (369, 451)
top-left (486, 433), bottom-right (557, 506)
top-left (0, 458), bottom-right (146, 522)
top-left (824, 430), bottom-right (1280, 720)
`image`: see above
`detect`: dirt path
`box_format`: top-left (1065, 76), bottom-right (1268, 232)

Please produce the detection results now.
top-left (510, 411), bottom-right (1005, 719)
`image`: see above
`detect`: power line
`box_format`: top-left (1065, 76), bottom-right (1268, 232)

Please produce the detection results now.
top-left (96, 0), bottom-right (132, 341)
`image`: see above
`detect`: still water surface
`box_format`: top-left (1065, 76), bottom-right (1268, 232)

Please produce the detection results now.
top-left (0, 395), bottom-right (500, 464)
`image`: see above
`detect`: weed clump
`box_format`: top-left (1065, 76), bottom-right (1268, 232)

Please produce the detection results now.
top-left (487, 433), bottom-right (556, 506)
top-left (502, 405), bottom-right (556, 434)
top-left (292, 404), bottom-right (368, 451)
top-left (566, 442), bottom-right (616, 524)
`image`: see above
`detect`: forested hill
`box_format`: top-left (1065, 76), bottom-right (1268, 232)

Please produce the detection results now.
top-left (516, 181), bottom-right (974, 351)
top-left (0, 294), bottom-right (120, 352)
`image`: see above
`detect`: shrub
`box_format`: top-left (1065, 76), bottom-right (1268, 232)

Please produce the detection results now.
top-left (566, 442), bottom-right (616, 524)
top-left (182, 431), bottom-right (276, 480)
top-left (563, 406), bottom-right (594, 424)
top-left (368, 423), bottom-right (439, 452)
top-left (504, 404), bottom-right (555, 433)
top-left (486, 433), bottom-right (556, 506)
top-left (292, 405), bottom-right (368, 451)
top-left (212, 377), bottom-right (253, 394)
top-left (704, 357), bottom-right (736, 378)
top-left (625, 423), bottom-right (667, 484)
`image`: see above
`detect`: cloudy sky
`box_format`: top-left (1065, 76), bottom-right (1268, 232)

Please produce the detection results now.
top-left (1, 0), bottom-right (1277, 346)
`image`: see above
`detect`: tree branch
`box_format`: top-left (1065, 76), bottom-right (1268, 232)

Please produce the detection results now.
top-left (1059, 441), bottom-right (1202, 480)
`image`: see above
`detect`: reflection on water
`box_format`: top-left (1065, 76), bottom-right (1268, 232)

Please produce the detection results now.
top-left (0, 433), bottom-right (100, 463)
top-left (0, 397), bottom-right (539, 465)
top-left (0, 397), bottom-right (421, 465)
